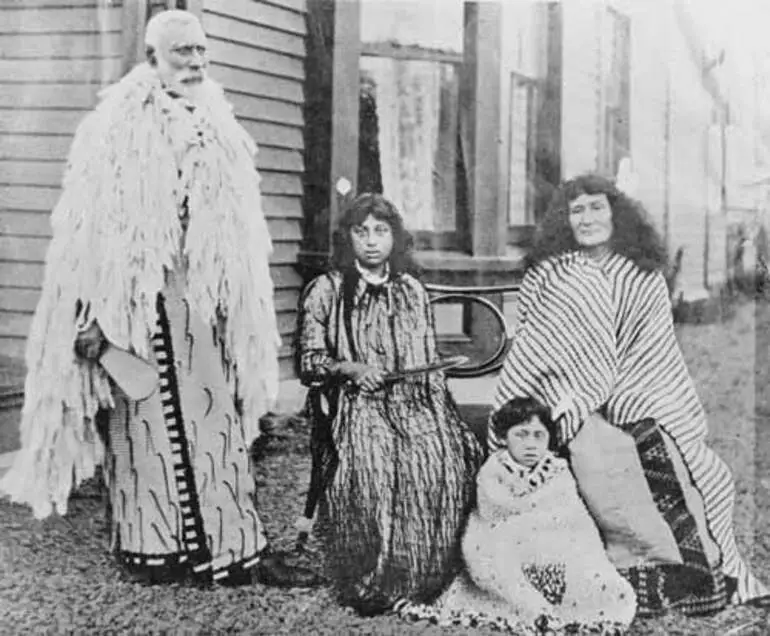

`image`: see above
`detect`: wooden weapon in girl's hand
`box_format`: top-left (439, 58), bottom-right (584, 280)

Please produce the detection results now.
top-left (99, 344), bottom-right (159, 401)
top-left (294, 355), bottom-right (468, 550)
top-left (382, 355), bottom-right (469, 382)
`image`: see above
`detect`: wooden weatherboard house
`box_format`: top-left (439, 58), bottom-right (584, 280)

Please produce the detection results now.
top-left (0, 0), bottom-right (307, 383)
top-left (0, 0), bottom-right (765, 402)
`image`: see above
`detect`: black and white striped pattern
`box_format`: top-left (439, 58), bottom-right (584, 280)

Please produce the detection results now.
top-left (152, 296), bottom-right (212, 573)
top-left (300, 271), bottom-right (483, 608)
top-left (491, 252), bottom-right (767, 603)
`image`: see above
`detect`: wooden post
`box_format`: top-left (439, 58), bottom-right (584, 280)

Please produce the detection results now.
top-left (297, 0), bottom-right (361, 278)
top-left (459, 2), bottom-right (505, 356)
top-left (756, 291), bottom-right (770, 562)
top-left (328, 0), bottom-right (361, 233)
top-left (461, 2), bottom-right (504, 257)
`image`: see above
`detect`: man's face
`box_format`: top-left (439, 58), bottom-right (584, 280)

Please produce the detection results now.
top-left (153, 18), bottom-right (208, 96)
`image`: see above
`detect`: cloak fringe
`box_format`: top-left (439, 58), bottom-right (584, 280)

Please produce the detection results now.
top-left (0, 64), bottom-right (280, 519)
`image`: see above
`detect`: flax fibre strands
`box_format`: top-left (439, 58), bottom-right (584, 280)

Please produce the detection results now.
top-left (1, 64), bottom-right (280, 519)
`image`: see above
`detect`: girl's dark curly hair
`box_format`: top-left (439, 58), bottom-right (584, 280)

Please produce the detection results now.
top-left (491, 397), bottom-right (560, 453)
top-left (331, 192), bottom-right (421, 277)
top-left (526, 173), bottom-right (668, 272)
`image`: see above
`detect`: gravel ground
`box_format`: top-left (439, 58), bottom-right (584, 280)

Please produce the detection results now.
top-left (1, 300), bottom-right (770, 635)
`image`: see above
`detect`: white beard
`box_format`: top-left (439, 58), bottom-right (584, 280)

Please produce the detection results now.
top-left (174, 78), bottom-right (206, 104)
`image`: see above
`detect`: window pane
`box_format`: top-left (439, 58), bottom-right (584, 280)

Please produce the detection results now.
top-left (360, 0), bottom-right (464, 54)
top-left (502, 0), bottom-right (549, 229)
top-left (508, 80), bottom-right (532, 226)
top-left (601, 8), bottom-right (631, 176)
top-left (360, 57), bottom-right (459, 235)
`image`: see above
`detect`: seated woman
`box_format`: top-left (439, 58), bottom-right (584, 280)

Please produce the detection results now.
top-left (296, 193), bottom-right (483, 615)
top-left (398, 173), bottom-right (768, 631)
top-left (488, 174), bottom-right (768, 614)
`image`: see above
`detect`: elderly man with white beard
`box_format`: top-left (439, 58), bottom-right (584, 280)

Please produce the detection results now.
top-left (0, 9), bottom-right (316, 587)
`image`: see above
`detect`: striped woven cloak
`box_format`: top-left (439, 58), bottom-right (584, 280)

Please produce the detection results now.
top-left (491, 251), bottom-right (767, 603)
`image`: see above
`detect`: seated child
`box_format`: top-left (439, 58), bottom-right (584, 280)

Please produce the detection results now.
top-left (460, 397), bottom-right (637, 631)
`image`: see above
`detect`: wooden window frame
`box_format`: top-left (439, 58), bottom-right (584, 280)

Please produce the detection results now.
top-left (507, 1), bottom-right (562, 245)
top-left (359, 31), bottom-right (466, 251)
top-left (338, 1), bottom-right (504, 258)
top-left (600, 6), bottom-right (631, 178)
top-left (300, 0), bottom-right (506, 275)
top-left (361, 42), bottom-right (462, 65)
top-left (506, 71), bottom-right (542, 244)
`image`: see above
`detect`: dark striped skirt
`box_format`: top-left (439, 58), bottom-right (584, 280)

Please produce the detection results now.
top-left (318, 382), bottom-right (483, 612)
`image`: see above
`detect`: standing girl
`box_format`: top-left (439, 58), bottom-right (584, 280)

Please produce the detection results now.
top-left (297, 193), bottom-right (483, 614)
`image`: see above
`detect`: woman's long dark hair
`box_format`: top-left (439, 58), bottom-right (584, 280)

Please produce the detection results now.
top-left (526, 173), bottom-right (668, 272)
top-left (331, 192), bottom-right (421, 277)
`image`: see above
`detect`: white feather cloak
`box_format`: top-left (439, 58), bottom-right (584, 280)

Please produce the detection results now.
top-left (0, 63), bottom-right (281, 519)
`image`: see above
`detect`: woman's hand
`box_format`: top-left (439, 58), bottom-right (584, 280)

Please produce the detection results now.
top-left (338, 361), bottom-right (385, 392)
top-left (74, 321), bottom-right (106, 361)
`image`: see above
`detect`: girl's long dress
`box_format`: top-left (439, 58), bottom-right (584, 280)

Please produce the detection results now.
top-left (105, 266), bottom-right (267, 584)
top-left (298, 271), bottom-right (483, 609)
top-left (491, 252), bottom-right (768, 608)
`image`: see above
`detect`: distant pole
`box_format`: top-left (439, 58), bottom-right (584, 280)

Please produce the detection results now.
top-left (754, 55), bottom-right (770, 576)
top-left (663, 58), bottom-right (671, 252)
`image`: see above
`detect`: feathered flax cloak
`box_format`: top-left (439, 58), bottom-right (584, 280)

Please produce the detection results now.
top-left (0, 64), bottom-right (281, 527)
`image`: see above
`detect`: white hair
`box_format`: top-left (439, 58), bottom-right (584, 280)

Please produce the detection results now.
top-left (144, 9), bottom-right (203, 50)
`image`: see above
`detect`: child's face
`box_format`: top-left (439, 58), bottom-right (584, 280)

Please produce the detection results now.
top-left (505, 415), bottom-right (550, 468)
top-left (350, 214), bottom-right (394, 271)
